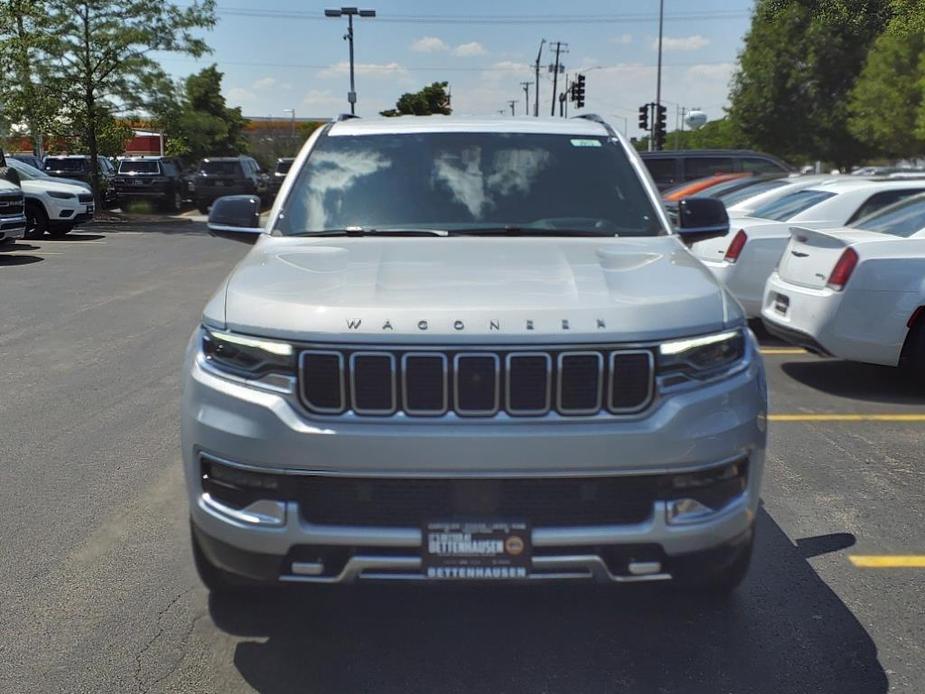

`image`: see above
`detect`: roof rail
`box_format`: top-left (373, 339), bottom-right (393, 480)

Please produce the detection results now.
top-left (334, 113), bottom-right (360, 122)
top-left (572, 113), bottom-right (617, 138)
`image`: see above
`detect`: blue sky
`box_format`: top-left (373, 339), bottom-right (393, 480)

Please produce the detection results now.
top-left (164, 0), bottom-right (755, 137)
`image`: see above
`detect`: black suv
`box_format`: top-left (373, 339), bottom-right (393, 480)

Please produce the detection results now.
top-left (640, 149), bottom-right (792, 190)
top-left (194, 156), bottom-right (267, 213)
top-left (269, 157), bottom-right (295, 199)
top-left (114, 156), bottom-right (187, 212)
top-left (44, 155), bottom-right (118, 205)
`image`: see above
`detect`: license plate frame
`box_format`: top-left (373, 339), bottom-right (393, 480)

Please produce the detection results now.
top-left (422, 520), bottom-right (531, 580)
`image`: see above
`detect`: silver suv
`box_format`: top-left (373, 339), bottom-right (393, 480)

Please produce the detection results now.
top-left (183, 115), bottom-right (767, 595)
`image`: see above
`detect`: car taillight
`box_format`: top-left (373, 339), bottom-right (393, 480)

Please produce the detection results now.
top-left (724, 229), bottom-right (747, 262)
top-left (826, 247), bottom-right (858, 291)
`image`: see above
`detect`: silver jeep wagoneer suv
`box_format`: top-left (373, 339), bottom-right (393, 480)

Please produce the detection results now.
top-left (182, 115), bottom-right (767, 595)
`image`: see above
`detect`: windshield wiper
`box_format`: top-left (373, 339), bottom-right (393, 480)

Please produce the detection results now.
top-left (293, 227), bottom-right (448, 237)
top-left (448, 226), bottom-right (616, 237)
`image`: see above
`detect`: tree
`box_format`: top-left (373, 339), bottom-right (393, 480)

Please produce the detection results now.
top-left (729, 0), bottom-right (892, 168)
top-left (380, 82), bottom-right (452, 117)
top-left (155, 65), bottom-right (248, 163)
top-left (663, 118), bottom-right (750, 151)
top-left (0, 0), bottom-right (59, 153)
top-left (848, 28), bottom-right (925, 157)
top-left (44, 0), bottom-right (215, 203)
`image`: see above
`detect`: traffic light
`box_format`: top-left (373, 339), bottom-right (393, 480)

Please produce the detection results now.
top-left (638, 104), bottom-right (649, 131)
top-left (574, 74), bottom-right (586, 109)
top-left (654, 103), bottom-right (668, 150)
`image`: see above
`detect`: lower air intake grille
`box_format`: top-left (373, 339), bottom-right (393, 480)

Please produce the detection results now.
top-left (298, 476), bottom-right (659, 527)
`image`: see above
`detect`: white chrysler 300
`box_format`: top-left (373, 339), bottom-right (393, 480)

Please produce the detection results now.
top-left (692, 178), bottom-right (925, 317)
top-left (763, 193), bottom-right (925, 377)
top-left (182, 115), bottom-right (767, 595)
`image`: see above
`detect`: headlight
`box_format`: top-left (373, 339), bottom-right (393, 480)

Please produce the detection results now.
top-left (658, 329), bottom-right (746, 377)
top-left (48, 191), bottom-right (76, 200)
top-left (201, 328), bottom-right (294, 379)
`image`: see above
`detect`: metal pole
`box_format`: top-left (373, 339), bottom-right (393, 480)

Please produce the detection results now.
top-left (534, 40), bottom-right (544, 117)
top-left (550, 42), bottom-right (562, 117)
top-left (521, 81), bottom-right (531, 115)
top-left (347, 14), bottom-right (356, 115)
top-left (654, 0), bottom-right (664, 150)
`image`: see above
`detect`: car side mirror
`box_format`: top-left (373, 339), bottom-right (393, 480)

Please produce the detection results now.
top-left (675, 197), bottom-right (729, 245)
top-left (208, 195), bottom-right (262, 244)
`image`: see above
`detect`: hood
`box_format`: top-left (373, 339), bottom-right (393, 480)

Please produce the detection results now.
top-left (22, 178), bottom-right (88, 196)
top-left (217, 236), bottom-right (739, 343)
top-left (0, 179), bottom-right (21, 194)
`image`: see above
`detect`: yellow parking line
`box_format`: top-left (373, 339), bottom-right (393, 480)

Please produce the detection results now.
top-left (850, 555), bottom-right (925, 568)
top-left (770, 414), bottom-right (925, 422)
top-left (760, 348), bottom-right (806, 355)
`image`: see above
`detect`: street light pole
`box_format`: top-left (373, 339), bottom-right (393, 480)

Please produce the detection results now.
top-left (325, 7), bottom-right (376, 115)
top-left (653, 0), bottom-right (664, 152)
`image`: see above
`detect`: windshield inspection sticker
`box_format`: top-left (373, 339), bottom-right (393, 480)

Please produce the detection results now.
top-left (570, 138), bottom-right (602, 147)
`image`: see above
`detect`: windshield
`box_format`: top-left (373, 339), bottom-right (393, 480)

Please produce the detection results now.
top-left (752, 189), bottom-right (836, 221)
top-left (851, 194), bottom-right (925, 237)
top-left (713, 179), bottom-right (788, 206)
top-left (276, 159), bottom-right (293, 175)
top-left (119, 160), bottom-right (160, 174)
top-left (276, 131), bottom-right (663, 236)
top-left (7, 158), bottom-right (46, 180)
top-left (45, 158), bottom-right (87, 173)
top-left (200, 160), bottom-right (240, 175)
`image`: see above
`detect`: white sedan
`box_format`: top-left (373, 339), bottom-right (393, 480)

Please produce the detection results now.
top-left (691, 178), bottom-right (925, 317)
top-left (761, 193), bottom-right (925, 377)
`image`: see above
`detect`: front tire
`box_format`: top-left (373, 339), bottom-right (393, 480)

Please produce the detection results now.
top-left (47, 224), bottom-right (74, 238)
top-left (24, 201), bottom-right (48, 239)
top-left (901, 314), bottom-right (925, 382)
top-left (675, 531), bottom-right (754, 597)
top-left (190, 521), bottom-right (268, 595)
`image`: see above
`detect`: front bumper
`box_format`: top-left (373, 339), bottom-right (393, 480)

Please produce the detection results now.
top-left (0, 214), bottom-right (26, 241)
top-left (183, 331), bottom-right (767, 584)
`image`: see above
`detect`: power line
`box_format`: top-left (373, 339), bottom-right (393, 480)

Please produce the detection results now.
top-left (211, 6), bottom-right (750, 25)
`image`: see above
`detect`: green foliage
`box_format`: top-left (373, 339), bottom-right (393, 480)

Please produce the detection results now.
top-left (0, 0), bottom-right (59, 150)
top-left (41, 0), bottom-right (215, 199)
top-left (848, 28), bottom-right (925, 157)
top-left (155, 65), bottom-right (249, 162)
top-left (729, 0), bottom-right (892, 167)
top-left (381, 82), bottom-right (452, 117)
top-left (663, 118), bottom-right (750, 151)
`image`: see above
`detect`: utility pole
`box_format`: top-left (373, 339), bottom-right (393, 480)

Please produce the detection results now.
top-left (283, 108), bottom-right (295, 146)
top-left (533, 39), bottom-right (545, 117)
top-left (654, 0), bottom-right (664, 149)
top-left (520, 81), bottom-right (532, 116)
top-left (325, 7), bottom-right (376, 115)
top-left (508, 100), bottom-right (517, 116)
top-left (549, 41), bottom-right (567, 117)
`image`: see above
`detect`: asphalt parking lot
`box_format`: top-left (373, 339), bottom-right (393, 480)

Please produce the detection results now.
top-left (1, 224), bottom-right (922, 693)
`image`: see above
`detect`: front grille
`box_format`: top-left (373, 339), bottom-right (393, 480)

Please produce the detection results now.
top-left (298, 476), bottom-right (659, 527)
top-left (78, 193), bottom-right (93, 203)
top-left (299, 346), bottom-right (654, 418)
top-left (0, 196), bottom-right (24, 216)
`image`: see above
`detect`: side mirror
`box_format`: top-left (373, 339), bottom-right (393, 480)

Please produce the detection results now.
top-left (208, 195), bottom-right (262, 244)
top-left (675, 197), bottom-right (729, 245)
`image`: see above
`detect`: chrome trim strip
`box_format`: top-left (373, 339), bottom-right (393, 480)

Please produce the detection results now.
top-left (349, 351), bottom-right (397, 415)
top-left (200, 494), bottom-right (286, 527)
top-left (401, 352), bottom-right (448, 415)
top-left (556, 351), bottom-right (603, 415)
top-left (299, 350), bottom-right (346, 414)
top-left (505, 352), bottom-right (552, 415)
top-left (607, 349), bottom-right (655, 413)
top-left (453, 353), bottom-right (500, 416)
top-left (277, 554), bottom-right (673, 584)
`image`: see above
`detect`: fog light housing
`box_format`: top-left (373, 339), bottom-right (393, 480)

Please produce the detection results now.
top-left (663, 459), bottom-right (748, 525)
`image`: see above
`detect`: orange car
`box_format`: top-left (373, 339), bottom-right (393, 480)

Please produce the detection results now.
top-left (662, 173), bottom-right (750, 202)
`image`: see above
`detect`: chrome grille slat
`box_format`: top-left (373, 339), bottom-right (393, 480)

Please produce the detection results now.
top-left (298, 346), bottom-right (653, 418)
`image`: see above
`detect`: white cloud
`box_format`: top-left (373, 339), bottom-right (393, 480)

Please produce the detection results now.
top-left (317, 61), bottom-right (408, 79)
top-left (686, 62), bottom-right (735, 80)
top-left (454, 41), bottom-right (486, 57)
top-left (610, 33), bottom-right (633, 45)
top-left (411, 36), bottom-right (448, 53)
top-left (253, 77), bottom-right (277, 90)
top-left (302, 89), bottom-right (343, 109)
top-left (654, 35), bottom-right (711, 51)
top-left (226, 87), bottom-right (255, 104)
